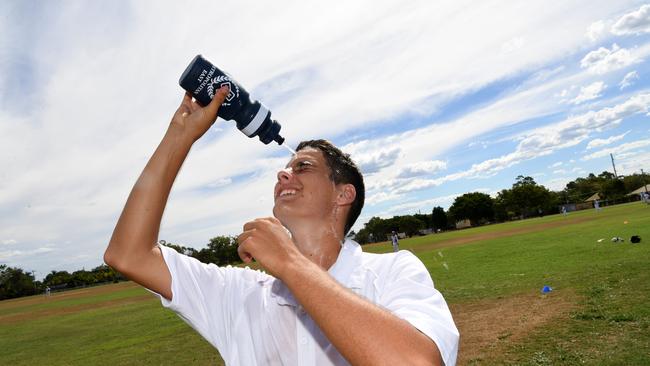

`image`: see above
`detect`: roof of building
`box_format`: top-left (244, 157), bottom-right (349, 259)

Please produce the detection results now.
top-left (627, 184), bottom-right (650, 196)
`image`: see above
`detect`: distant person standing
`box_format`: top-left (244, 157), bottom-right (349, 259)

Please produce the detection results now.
top-left (594, 199), bottom-right (601, 211)
top-left (391, 231), bottom-right (399, 252)
top-left (562, 206), bottom-right (567, 216)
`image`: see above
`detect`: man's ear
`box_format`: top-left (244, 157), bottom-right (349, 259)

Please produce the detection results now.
top-left (336, 184), bottom-right (356, 206)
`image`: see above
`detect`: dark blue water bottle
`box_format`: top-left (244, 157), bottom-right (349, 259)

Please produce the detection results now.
top-left (179, 55), bottom-right (285, 145)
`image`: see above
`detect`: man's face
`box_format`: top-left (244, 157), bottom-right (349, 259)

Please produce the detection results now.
top-left (272, 147), bottom-right (338, 224)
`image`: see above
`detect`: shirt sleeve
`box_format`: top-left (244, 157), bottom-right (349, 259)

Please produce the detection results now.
top-left (379, 251), bottom-right (459, 366)
top-left (151, 245), bottom-right (259, 360)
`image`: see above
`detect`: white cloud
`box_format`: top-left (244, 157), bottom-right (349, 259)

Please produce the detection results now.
top-left (1, 239), bottom-right (17, 246)
top-left (354, 146), bottom-right (401, 174)
top-left (501, 37), bottom-right (525, 53)
top-left (397, 160), bottom-right (447, 178)
top-left (586, 20), bottom-right (608, 41)
top-left (206, 178), bottom-right (232, 189)
top-left (0, 247), bottom-right (56, 261)
top-left (619, 70), bottom-right (639, 89)
top-left (553, 169), bottom-right (567, 175)
top-left (611, 4), bottom-right (650, 35)
top-left (549, 161), bottom-right (563, 168)
top-left (382, 193), bottom-right (466, 215)
top-left (541, 177), bottom-right (573, 191)
top-left (580, 44), bottom-right (639, 74)
top-left (617, 150), bottom-right (650, 175)
top-left (442, 92), bottom-right (650, 178)
top-left (582, 138), bottom-right (650, 160)
top-left (571, 81), bottom-right (606, 104)
top-left (586, 131), bottom-right (629, 149)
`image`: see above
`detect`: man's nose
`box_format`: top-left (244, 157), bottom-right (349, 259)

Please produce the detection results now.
top-left (277, 167), bottom-right (293, 182)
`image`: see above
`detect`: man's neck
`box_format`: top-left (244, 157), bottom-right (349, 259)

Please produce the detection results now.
top-left (287, 221), bottom-right (344, 271)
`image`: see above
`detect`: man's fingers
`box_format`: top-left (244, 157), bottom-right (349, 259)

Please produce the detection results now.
top-left (237, 238), bottom-right (253, 263)
top-left (205, 85), bottom-right (230, 119)
top-left (237, 228), bottom-right (255, 244)
top-left (182, 92), bottom-right (193, 105)
top-left (242, 217), bottom-right (271, 232)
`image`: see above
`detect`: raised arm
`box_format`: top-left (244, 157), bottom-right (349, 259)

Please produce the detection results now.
top-left (104, 87), bottom-right (229, 299)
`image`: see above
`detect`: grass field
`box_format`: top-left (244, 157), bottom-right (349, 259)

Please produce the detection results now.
top-left (2, 202), bottom-right (649, 365)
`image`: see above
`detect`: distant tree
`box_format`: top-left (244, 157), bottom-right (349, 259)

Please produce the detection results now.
top-left (397, 215), bottom-right (424, 237)
top-left (161, 241), bottom-right (198, 257)
top-left (564, 173), bottom-right (601, 202)
top-left (0, 265), bottom-right (40, 300)
top-left (623, 173), bottom-right (648, 193)
top-left (431, 206), bottom-right (447, 231)
top-left (448, 192), bottom-right (494, 225)
top-left (69, 269), bottom-right (95, 288)
top-left (562, 171), bottom-right (627, 202)
top-left (354, 227), bottom-right (371, 244)
top-left (413, 213), bottom-right (432, 229)
top-left (91, 264), bottom-right (125, 283)
top-left (194, 236), bottom-right (241, 266)
top-left (364, 216), bottom-right (391, 242)
top-left (498, 176), bottom-right (555, 218)
top-left (44, 270), bottom-right (73, 288)
top-left (601, 176), bottom-right (626, 200)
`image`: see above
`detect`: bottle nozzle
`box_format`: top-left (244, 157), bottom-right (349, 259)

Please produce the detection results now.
top-left (274, 134), bottom-right (285, 145)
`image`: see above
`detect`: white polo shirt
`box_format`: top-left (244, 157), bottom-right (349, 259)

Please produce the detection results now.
top-left (154, 239), bottom-right (459, 365)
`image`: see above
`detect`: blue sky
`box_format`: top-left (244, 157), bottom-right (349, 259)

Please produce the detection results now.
top-left (1, 1), bottom-right (649, 278)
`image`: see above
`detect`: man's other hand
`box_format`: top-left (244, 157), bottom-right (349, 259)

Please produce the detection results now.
top-left (237, 217), bottom-right (304, 279)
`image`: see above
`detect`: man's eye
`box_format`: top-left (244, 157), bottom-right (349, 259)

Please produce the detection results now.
top-left (295, 161), bottom-right (313, 171)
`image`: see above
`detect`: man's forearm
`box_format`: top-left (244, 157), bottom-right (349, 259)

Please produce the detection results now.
top-left (283, 258), bottom-right (441, 366)
top-left (105, 127), bottom-right (192, 269)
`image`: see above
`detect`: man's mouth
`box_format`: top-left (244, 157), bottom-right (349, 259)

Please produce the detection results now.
top-left (278, 189), bottom-right (297, 198)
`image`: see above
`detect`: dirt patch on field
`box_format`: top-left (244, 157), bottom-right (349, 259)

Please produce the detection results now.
top-left (0, 281), bottom-right (141, 311)
top-left (0, 292), bottom-right (156, 325)
top-left (450, 292), bottom-right (576, 365)
top-left (414, 216), bottom-right (595, 253)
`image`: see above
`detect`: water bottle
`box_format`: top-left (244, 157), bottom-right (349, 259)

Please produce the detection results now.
top-left (179, 55), bottom-right (285, 145)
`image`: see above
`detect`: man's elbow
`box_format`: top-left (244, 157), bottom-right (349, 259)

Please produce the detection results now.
top-left (103, 243), bottom-right (128, 272)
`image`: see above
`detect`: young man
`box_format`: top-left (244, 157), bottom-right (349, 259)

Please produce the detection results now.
top-left (105, 87), bottom-right (459, 365)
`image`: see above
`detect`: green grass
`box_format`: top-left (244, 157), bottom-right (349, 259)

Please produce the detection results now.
top-left (0, 285), bottom-right (223, 365)
top-left (1, 202), bottom-right (648, 365)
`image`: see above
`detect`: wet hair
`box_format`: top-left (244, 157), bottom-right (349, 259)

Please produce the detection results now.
top-left (296, 139), bottom-right (365, 235)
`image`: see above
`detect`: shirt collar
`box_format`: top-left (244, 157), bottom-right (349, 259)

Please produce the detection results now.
top-left (270, 238), bottom-right (364, 307)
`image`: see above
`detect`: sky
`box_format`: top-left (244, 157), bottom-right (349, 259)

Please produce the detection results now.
top-left (1, 1), bottom-right (649, 279)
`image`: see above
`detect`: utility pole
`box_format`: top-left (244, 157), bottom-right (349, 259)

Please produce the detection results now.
top-left (610, 153), bottom-right (618, 179)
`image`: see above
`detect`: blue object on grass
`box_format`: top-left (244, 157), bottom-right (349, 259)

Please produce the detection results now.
top-left (541, 285), bottom-right (552, 293)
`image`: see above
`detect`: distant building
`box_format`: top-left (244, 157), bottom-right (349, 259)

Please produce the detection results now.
top-left (455, 219), bottom-right (471, 229)
top-left (626, 184), bottom-right (650, 198)
top-left (625, 184), bottom-right (650, 204)
top-left (584, 193), bottom-right (601, 202)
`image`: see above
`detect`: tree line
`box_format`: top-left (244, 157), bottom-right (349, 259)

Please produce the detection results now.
top-left (2, 171), bottom-right (646, 300)
top-left (0, 236), bottom-right (240, 301)
top-left (0, 264), bottom-right (125, 300)
top-left (353, 172), bottom-right (648, 244)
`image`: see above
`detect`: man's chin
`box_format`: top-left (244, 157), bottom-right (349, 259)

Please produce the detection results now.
top-left (272, 205), bottom-right (301, 228)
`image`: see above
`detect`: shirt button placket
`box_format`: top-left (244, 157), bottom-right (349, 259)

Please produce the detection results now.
top-left (296, 307), bottom-right (314, 365)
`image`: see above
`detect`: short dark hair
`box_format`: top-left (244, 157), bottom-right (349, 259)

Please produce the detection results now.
top-left (296, 139), bottom-right (365, 235)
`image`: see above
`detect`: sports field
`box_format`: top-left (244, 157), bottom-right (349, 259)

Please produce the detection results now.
top-left (2, 202), bottom-right (648, 365)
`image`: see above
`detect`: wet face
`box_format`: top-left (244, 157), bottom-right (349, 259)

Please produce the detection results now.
top-left (272, 147), bottom-right (339, 226)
